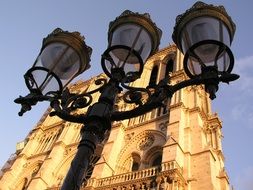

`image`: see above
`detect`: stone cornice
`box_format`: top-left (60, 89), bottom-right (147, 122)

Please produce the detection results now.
top-left (164, 138), bottom-right (217, 162)
top-left (188, 149), bottom-right (217, 161)
top-left (164, 136), bottom-right (185, 155)
top-left (125, 113), bottom-right (169, 131)
top-left (147, 44), bottom-right (178, 61)
top-left (217, 169), bottom-right (230, 184)
top-left (169, 102), bottom-right (185, 110)
top-left (188, 106), bottom-right (208, 121)
top-left (170, 69), bottom-right (188, 82)
top-left (53, 141), bottom-right (67, 148)
top-left (27, 150), bottom-right (51, 160)
top-left (41, 121), bottom-right (65, 131)
top-left (207, 114), bottom-right (223, 128)
top-left (16, 152), bottom-right (28, 160)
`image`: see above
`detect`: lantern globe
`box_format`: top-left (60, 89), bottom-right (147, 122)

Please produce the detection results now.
top-left (26, 28), bottom-right (92, 96)
top-left (172, 1), bottom-right (236, 78)
top-left (102, 10), bottom-right (161, 82)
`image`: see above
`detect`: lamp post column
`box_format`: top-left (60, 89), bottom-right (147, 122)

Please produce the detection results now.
top-left (60, 80), bottom-right (119, 190)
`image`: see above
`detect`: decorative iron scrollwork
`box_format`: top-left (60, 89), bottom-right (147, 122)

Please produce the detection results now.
top-left (121, 81), bottom-right (152, 106)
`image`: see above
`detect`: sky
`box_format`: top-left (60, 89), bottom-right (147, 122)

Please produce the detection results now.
top-left (0, 1), bottom-right (252, 189)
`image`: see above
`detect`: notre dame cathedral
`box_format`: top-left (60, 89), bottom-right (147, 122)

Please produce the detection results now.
top-left (0, 44), bottom-right (230, 190)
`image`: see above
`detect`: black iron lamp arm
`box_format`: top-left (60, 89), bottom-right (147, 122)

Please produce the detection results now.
top-left (14, 93), bottom-right (54, 116)
top-left (15, 71), bottom-right (239, 123)
top-left (50, 99), bottom-right (88, 123)
top-left (111, 72), bottom-right (239, 121)
top-left (14, 77), bottom-right (107, 117)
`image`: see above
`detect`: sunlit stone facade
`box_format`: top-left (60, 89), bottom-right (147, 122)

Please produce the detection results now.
top-left (0, 45), bottom-right (230, 190)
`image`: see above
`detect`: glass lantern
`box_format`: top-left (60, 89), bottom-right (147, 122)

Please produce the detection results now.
top-left (172, 1), bottom-right (236, 78)
top-left (25, 28), bottom-right (92, 96)
top-left (102, 10), bottom-right (162, 82)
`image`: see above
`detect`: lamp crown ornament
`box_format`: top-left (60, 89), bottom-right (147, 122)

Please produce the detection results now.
top-left (42, 28), bottom-right (92, 73)
top-left (108, 10), bottom-right (162, 55)
top-left (172, 1), bottom-right (236, 52)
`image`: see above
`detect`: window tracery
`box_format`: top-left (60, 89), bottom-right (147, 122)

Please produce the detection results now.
top-left (36, 127), bottom-right (63, 153)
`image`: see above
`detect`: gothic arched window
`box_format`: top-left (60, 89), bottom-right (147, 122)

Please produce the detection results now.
top-left (131, 153), bottom-right (141, 171)
top-left (151, 154), bottom-right (162, 167)
top-left (131, 162), bottom-right (140, 171)
top-left (144, 146), bottom-right (163, 168)
top-left (165, 59), bottom-right (174, 76)
top-left (149, 65), bottom-right (158, 87)
top-left (36, 127), bottom-right (63, 153)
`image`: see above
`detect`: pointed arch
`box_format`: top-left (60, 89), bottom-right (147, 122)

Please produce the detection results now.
top-left (162, 52), bottom-right (176, 79)
top-left (149, 65), bottom-right (159, 87)
top-left (116, 130), bottom-right (166, 174)
top-left (143, 146), bottom-right (163, 168)
top-left (165, 59), bottom-right (174, 76)
top-left (131, 152), bottom-right (141, 171)
top-left (13, 160), bottom-right (43, 189)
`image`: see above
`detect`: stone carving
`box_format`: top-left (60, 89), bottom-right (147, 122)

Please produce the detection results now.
top-left (64, 147), bottom-right (74, 156)
top-left (31, 164), bottom-right (41, 177)
top-left (137, 134), bottom-right (155, 150)
top-left (159, 122), bottom-right (166, 131)
top-left (125, 132), bottom-right (135, 142)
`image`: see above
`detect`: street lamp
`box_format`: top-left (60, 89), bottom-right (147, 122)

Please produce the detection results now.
top-left (172, 1), bottom-right (236, 99)
top-left (15, 2), bottom-right (239, 190)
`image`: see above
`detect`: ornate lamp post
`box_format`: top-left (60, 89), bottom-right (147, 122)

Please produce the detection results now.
top-left (15, 2), bottom-right (239, 190)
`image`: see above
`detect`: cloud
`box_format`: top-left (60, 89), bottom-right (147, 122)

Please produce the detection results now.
top-left (234, 166), bottom-right (253, 190)
top-left (228, 55), bottom-right (253, 129)
top-left (231, 104), bottom-right (246, 120)
top-left (231, 104), bottom-right (253, 129)
top-left (233, 55), bottom-right (253, 93)
top-left (225, 55), bottom-right (253, 129)
top-left (235, 55), bottom-right (253, 71)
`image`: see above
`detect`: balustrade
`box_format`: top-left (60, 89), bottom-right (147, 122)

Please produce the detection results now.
top-left (84, 160), bottom-right (182, 189)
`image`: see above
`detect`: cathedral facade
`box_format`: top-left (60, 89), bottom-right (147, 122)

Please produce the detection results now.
top-left (0, 45), bottom-right (230, 190)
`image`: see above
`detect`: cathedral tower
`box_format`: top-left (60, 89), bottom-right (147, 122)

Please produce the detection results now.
top-left (0, 45), bottom-right (230, 190)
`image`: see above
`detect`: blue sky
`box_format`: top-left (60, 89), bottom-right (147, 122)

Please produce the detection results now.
top-left (0, 1), bottom-right (252, 189)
